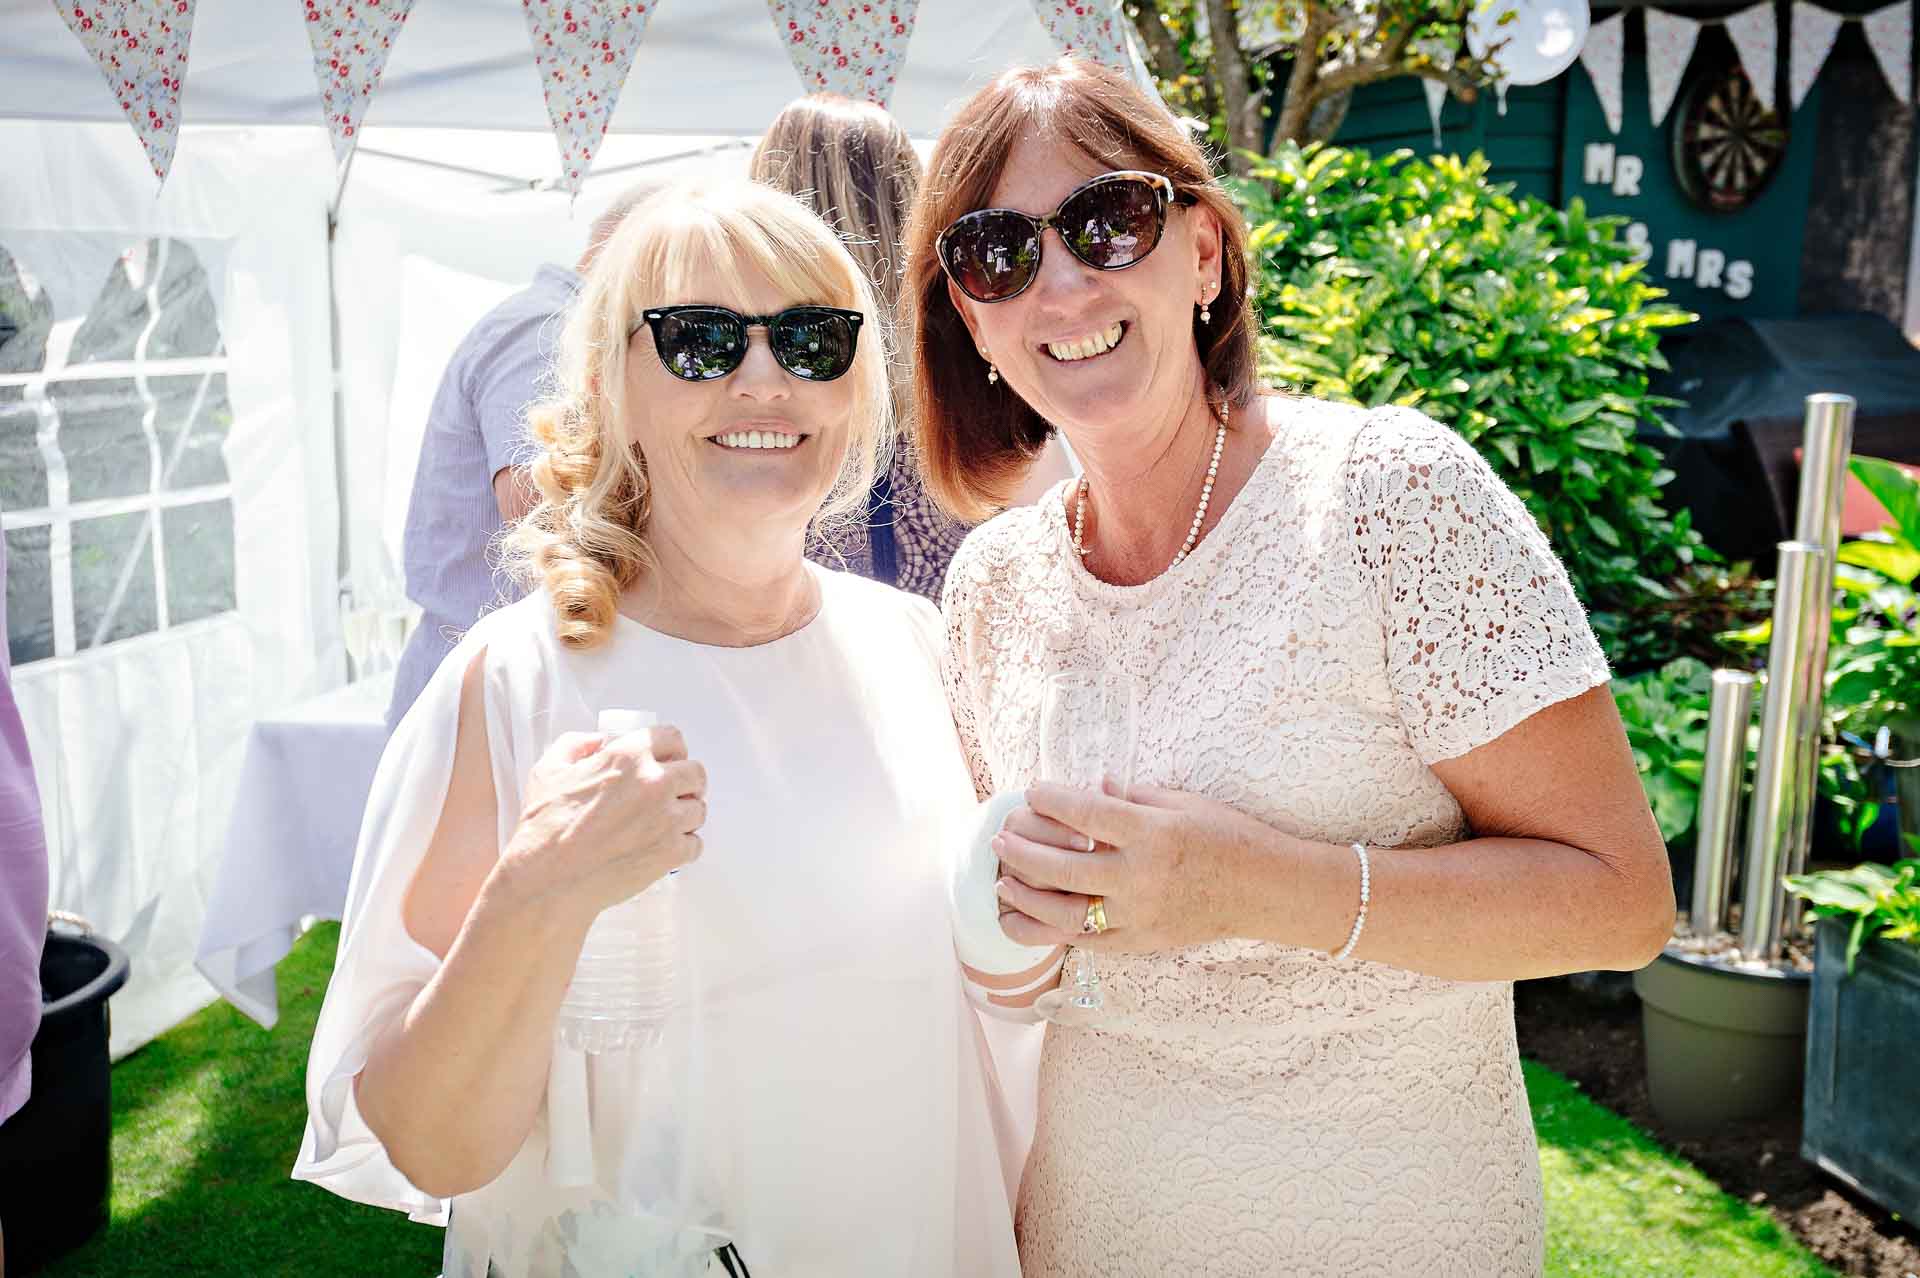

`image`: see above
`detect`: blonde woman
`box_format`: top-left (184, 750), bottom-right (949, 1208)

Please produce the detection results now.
top-left (295, 180), bottom-right (1020, 1277)
top-left (752, 94), bottom-right (1070, 601)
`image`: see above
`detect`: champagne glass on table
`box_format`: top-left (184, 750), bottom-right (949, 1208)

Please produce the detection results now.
top-left (1032, 669), bottom-right (1138, 1027)
top-left (342, 604), bottom-right (376, 682)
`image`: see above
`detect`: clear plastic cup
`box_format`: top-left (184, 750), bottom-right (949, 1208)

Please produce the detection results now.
top-left (554, 709), bottom-right (679, 1055)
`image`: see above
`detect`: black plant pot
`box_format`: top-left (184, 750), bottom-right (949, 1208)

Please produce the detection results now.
top-left (0, 927), bottom-right (130, 1275)
top-left (1803, 916), bottom-right (1920, 1221)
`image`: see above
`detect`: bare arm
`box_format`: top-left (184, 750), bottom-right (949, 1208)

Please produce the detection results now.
top-left (492, 465), bottom-right (537, 525)
top-left (354, 649), bottom-right (706, 1198)
top-left (1259, 685), bottom-right (1675, 978)
top-left (999, 685), bottom-right (1675, 982)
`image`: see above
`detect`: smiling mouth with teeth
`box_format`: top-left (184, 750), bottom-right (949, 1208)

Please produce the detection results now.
top-left (1045, 321), bottom-right (1126, 363)
top-left (710, 429), bottom-right (808, 451)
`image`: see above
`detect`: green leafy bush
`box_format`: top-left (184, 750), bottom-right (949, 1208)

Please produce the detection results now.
top-left (1613, 658), bottom-right (1712, 845)
top-left (1231, 146), bottom-right (1704, 658)
top-left (1828, 456), bottom-right (1920, 744)
top-left (1785, 859), bottom-right (1920, 972)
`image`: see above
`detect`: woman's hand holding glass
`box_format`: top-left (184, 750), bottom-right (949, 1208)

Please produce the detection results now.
top-left (499, 724), bottom-right (709, 925)
top-left (993, 781), bottom-right (1276, 955)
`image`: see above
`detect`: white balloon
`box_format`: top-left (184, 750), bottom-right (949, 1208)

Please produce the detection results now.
top-left (1466, 0), bottom-right (1592, 87)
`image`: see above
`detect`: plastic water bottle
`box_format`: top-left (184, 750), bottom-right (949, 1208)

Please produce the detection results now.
top-left (554, 708), bottom-right (679, 1055)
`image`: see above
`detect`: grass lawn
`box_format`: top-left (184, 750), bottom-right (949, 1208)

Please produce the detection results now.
top-left (42, 924), bottom-right (1837, 1277)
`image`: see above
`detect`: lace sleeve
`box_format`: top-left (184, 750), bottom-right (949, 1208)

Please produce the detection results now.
top-left (1345, 407), bottom-right (1611, 765)
top-left (939, 536), bottom-right (996, 802)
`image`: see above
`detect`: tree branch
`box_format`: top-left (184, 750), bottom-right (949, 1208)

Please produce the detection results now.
top-left (1273, 0), bottom-right (1332, 146)
top-left (1202, 0), bottom-right (1260, 171)
top-left (1129, 0), bottom-right (1190, 86)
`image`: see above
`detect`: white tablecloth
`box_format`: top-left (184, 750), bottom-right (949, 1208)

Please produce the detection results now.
top-left (195, 672), bottom-right (393, 1028)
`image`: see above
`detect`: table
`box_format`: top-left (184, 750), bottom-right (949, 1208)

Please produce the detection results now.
top-left (195, 672), bottom-right (393, 1028)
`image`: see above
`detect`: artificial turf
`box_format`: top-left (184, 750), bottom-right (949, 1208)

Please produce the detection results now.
top-left (39, 924), bottom-right (1837, 1277)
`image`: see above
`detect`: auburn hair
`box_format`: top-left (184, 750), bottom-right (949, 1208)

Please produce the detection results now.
top-left (903, 58), bottom-right (1258, 522)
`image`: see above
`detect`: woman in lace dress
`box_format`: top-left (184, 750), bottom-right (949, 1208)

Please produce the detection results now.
top-left (907, 61), bottom-right (1675, 1277)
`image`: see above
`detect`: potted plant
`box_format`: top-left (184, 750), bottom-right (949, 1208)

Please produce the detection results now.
top-left (0, 915), bottom-right (131, 1273)
top-left (1786, 859), bottom-right (1920, 1220)
top-left (1828, 457), bottom-right (1920, 847)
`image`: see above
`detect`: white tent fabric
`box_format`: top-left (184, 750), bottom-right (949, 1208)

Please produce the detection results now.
top-left (2, 122), bottom-right (338, 1053)
top-left (1, 0), bottom-right (1128, 1056)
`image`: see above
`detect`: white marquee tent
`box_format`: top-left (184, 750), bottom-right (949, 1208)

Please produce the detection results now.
top-left (0, 0), bottom-right (1143, 1053)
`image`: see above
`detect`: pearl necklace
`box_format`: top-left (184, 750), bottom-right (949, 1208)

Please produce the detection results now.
top-left (1073, 397), bottom-right (1230, 570)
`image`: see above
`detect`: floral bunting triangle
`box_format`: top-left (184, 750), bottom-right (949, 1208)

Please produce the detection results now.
top-left (1580, 13), bottom-right (1625, 134)
top-left (767, 1), bottom-right (922, 106)
top-left (520, 1), bottom-right (659, 198)
top-left (300, 0), bottom-right (419, 168)
top-left (1788, 2), bottom-right (1845, 110)
top-left (1644, 9), bottom-right (1701, 127)
top-left (1863, 0), bottom-right (1913, 103)
top-left (1725, 2), bottom-right (1781, 112)
top-left (1032, 0), bottom-right (1133, 72)
top-left (55, 0), bottom-right (198, 185)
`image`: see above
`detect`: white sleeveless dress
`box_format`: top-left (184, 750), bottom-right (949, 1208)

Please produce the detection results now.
top-left (295, 567), bottom-right (1022, 1277)
top-left (941, 400), bottom-right (1612, 1278)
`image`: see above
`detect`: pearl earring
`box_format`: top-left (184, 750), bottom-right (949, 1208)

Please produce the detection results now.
top-left (1199, 300), bottom-right (1211, 325)
top-left (987, 362), bottom-right (998, 385)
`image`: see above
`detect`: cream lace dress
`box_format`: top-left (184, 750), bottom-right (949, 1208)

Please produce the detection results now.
top-left (941, 399), bottom-right (1612, 1277)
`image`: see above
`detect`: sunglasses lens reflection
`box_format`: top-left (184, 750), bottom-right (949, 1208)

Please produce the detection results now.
top-left (658, 310), bottom-right (746, 380)
top-left (772, 310), bottom-right (858, 381)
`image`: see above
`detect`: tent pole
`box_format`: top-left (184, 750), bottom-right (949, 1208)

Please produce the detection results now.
top-left (325, 182), bottom-right (351, 682)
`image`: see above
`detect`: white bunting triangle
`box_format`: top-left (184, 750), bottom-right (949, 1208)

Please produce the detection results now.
top-left (1789, 3), bottom-right (1845, 109)
top-left (1863, 0), bottom-right (1913, 102)
top-left (519, 0), bottom-right (659, 198)
top-left (1644, 10), bottom-right (1702, 127)
top-left (1422, 79), bottom-right (1448, 148)
top-left (767, 1), bottom-right (922, 106)
top-left (55, 0), bottom-right (198, 185)
top-left (1032, 0), bottom-right (1134, 72)
top-left (1726, 2), bottom-right (1781, 112)
top-left (1580, 13), bottom-right (1626, 134)
top-left (300, 0), bottom-right (420, 169)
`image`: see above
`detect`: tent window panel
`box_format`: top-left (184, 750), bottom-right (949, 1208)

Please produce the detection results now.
top-left (0, 387), bottom-right (47, 511)
top-left (68, 239), bottom-right (221, 365)
top-left (153, 372), bottom-right (232, 492)
top-left (50, 377), bottom-right (152, 504)
top-left (161, 500), bottom-right (235, 627)
top-left (4, 525), bottom-right (53, 667)
top-left (146, 249), bottom-right (224, 361)
top-left (72, 510), bottom-right (157, 650)
top-left (0, 248), bottom-right (52, 376)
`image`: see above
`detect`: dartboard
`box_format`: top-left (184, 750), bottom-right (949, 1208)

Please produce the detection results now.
top-left (1672, 60), bottom-right (1790, 213)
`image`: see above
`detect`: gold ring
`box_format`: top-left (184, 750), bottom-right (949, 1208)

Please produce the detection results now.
top-left (1082, 896), bottom-right (1108, 935)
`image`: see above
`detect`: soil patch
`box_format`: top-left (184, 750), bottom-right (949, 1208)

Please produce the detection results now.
top-left (1516, 974), bottom-right (1920, 1278)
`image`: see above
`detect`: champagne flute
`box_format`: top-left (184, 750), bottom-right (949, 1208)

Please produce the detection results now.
top-left (1032, 669), bottom-right (1138, 1027)
top-left (342, 605), bottom-right (376, 682)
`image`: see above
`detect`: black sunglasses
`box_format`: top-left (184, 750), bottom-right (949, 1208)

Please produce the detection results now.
top-left (936, 170), bottom-right (1198, 304)
top-left (634, 305), bottom-right (865, 382)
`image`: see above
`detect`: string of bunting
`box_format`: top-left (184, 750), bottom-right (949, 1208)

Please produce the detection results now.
top-left (50, 0), bottom-right (1134, 191)
top-left (1583, 0), bottom-right (1911, 136)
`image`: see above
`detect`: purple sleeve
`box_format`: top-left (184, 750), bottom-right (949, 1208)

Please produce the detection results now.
top-left (468, 306), bottom-right (565, 480)
top-left (0, 539), bottom-right (48, 1122)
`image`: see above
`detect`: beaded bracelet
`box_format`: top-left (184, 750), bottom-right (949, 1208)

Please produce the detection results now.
top-left (1331, 841), bottom-right (1372, 961)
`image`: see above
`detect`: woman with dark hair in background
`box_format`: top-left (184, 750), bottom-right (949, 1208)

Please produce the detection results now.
top-left (752, 94), bottom-right (1071, 602)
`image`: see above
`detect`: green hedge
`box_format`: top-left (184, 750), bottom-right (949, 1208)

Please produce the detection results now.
top-left (1231, 146), bottom-right (1705, 660)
